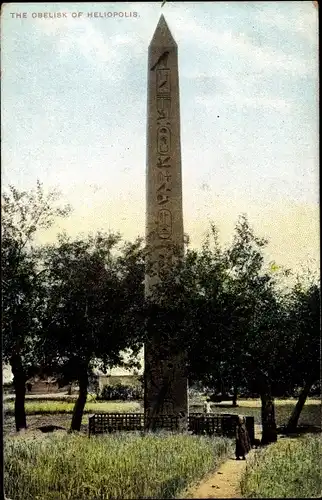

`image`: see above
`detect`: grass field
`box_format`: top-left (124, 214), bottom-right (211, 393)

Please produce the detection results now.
top-left (4, 397), bottom-right (320, 423)
top-left (4, 400), bottom-right (141, 415)
top-left (3, 398), bottom-right (320, 437)
top-left (3, 398), bottom-right (321, 499)
top-left (4, 393), bottom-right (80, 401)
top-left (240, 434), bottom-right (322, 498)
top-left (191, 399), bottom-right (321, 428)
top-left (4, 432), bottom-right (233, 500)
top-left (3, 413), bottom-right (90, 436)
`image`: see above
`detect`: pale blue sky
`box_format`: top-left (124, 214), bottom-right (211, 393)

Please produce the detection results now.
top-left (1, 1), bottom-right (319, 273)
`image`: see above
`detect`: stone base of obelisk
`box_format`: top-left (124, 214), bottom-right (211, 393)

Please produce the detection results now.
top-left (144, 340), bottom-right (188, 431)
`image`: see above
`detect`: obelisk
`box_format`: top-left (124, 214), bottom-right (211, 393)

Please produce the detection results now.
top-left (144, 15), bottom-right (188, 428)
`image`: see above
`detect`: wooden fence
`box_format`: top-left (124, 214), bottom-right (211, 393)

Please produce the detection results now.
top-left (88, 412), bottom-right (255, 443)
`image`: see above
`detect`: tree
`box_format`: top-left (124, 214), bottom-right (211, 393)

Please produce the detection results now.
top-left (180, 216), bottom-right (281, 443)
top-left (167, 215), bottom-right (282, 444)
top-left (42, 232), bottom-right (145, 431)
top-left (284, 279), bottom-right (320, 432)
top-left (189, 218), bottom-right (319, 441)
top-left (221, 215), bottom-right (283, 444)
top-left (1, 182), bottom-right (71, 431)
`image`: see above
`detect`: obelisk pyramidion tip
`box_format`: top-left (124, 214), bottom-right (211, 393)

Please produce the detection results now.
top-left (149, 14), bottom-right (177, 47)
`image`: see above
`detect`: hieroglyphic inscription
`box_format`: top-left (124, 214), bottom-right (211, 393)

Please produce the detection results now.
top-left (157, 97), bottom-right (171, 121)
top-left (158, 209), bottom-right (172, 239)
top-left (157, 170), bottom-right (171, 192)
top-left (157, 126), bottom-right (171, 154)
top-left (152, 57), bottom-right (173, 246)
top-left (157, 193), bottom-right (170, 205)
top-left (145, 18), bottom-right (188, 425)
top-left (150, 51), bottom-right (169, 71)
top-left (157, 156), bottom-right (171, 169)
top-left (157, 169), bottom-right (171, 205)
top-left (157, 69), bottom-right (171, 94)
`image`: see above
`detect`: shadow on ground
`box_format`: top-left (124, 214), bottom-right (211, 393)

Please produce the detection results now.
top-left (37, 425), bottom-right (66, 433)
top-left (277, 424), bottom-right (321, 439)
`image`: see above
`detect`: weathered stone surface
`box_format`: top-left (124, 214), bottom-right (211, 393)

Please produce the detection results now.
top-left (144, 15), bottom-right (188, 427)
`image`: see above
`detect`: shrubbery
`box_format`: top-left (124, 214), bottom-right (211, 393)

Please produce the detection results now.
top-left (98, 383), bottom-right (143, 401)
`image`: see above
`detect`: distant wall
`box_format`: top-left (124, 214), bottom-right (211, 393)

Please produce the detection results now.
top-left (25, 378), bottom-right (77, 395)
top-left (25, 380), bottom-right (65, 394)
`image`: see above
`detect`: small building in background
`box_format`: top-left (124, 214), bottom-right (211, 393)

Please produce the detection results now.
top-left (3, 350), bottom-right (144, 396)
top-left (94, 365), bottom-right (144, 393)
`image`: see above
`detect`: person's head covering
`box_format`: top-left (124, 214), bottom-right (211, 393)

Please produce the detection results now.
top-left (238, 415), bottom-right (245, 424)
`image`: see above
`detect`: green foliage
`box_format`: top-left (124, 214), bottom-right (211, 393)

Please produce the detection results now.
top-left (240, 434), bottom-right (322, 498)
top-left (148, 215), bottom-right (283, 391)
top-left (2, 181), bottom-right (71, 367)
top-left (41, 232), bottom-right (145, 382)
top-left (147, 214), bottom-right (319, 440)
top-left (268, 272), bottom-right (320, 401)
top-left (4, 433), bottom-right (233, 499)
top-left (99, 383), bottom-right (143, 401)
top-left (288, 279), bottom-right (320, 383)
top-left (39, 231), bottom-right (145, 430)
top-left (2, 182), bottom-right (72, 430)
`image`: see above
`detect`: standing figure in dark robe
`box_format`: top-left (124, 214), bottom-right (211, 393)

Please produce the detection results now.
top-left (235, 415), bottom-right (252, 460)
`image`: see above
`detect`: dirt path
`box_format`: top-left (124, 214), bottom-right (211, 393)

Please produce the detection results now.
top-left (184, 449), bottom-right (256, 499)
top-left (182, 424), bottom-right (262, 499)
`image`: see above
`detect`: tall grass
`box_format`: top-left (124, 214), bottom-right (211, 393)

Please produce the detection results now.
top-left (4, 400), bottom-right (141, 415)
top-left (4, 432), bottom-right (233, 499)
top-left (240, 434), bottom-right (322, 498)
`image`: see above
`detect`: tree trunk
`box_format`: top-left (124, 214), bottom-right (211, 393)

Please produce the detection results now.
top-left (70, 367), bottom-right (88, 432)
top-left (260, 384), bottom-right (277, 445)
top-left (286, 378), bottom-right (314, 433)
top-left (232, 386), bottom-right (238, 407)
top-left (10, 353), bottom-right (27, 432)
